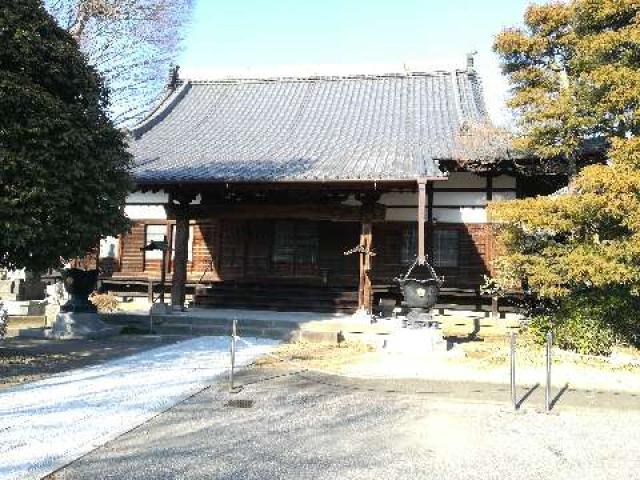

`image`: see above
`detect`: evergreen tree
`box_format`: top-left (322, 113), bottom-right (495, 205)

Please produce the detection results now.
top-left (490, 0), bottom-right (640, 299)
top-left (0, 0), bottom-right (131, 272)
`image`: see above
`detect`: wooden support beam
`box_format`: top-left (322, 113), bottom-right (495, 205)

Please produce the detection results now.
top-left (486, 175), bottom-right (494, 201)
top-left (166, 203), bottom-right (386, 222)
top-left (417, 179), bottom-right (426, 264)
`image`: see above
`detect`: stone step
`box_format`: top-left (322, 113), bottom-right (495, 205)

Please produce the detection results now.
top-left (438, 315), bottom-right (521, 338)
top-left (146, 323), bottom-right (294, 340)
top-left (15, 328), bottom-right (53, 339)
top-left (102, 313), bottom-right (310, 331)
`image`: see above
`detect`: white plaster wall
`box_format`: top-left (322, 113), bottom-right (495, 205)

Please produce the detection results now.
top-left (126, 191), bottom-right (201, 205)
top-left (432, 191), bottom-right (486, 206)
top-left (124, 204), bottom-right (167, 220)
top-left (127, 191), bottom-right (169, 204)
top-left (381, 173), bottom-right (516, 223)
top-left (386, 207), bottom-right (489, 224)
top-left (433, 207), bottom-right (487, 224)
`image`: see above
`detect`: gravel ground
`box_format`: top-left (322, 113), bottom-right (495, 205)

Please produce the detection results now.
top-left (52, 366), bottom-right (640, 480)
top-left (1, 337), bottom-right (277, 480)
top-left (0, 336), bottom-right (184, 389)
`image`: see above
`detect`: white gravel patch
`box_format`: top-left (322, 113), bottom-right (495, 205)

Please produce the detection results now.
top-left (0, 336), bottom-right (277, 480)
top-left (343, 351), bottom-right (640, 393)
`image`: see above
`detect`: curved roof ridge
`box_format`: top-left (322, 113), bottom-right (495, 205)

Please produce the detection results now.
top-left (130, 81), bottom-right (192, 140)
top-left (182, 70), bottom-right (462, 85)
top-left (455, 69), bottom-right (490, 122)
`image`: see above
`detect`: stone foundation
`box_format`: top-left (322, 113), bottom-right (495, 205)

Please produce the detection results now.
top-left (52, 312), bottom-right (121, 339)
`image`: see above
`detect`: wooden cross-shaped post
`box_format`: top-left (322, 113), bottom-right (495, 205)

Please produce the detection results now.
top-left (344, 241), bottom-right (377, 313)
top-left (345, 192), bottom-right (379, 314)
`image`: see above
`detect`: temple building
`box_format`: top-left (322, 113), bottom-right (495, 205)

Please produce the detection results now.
top-left (100, 61), bottom-right (557, 313)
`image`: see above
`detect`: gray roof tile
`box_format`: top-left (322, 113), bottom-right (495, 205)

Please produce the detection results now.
top-left (130, 70), bottom-right (489, 184)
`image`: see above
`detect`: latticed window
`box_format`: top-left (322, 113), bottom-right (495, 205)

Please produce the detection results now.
top-left (401, 224), bottom-right (417, 264)
top-left (401, 225), bottom-right (460, 267)
top-left (272, 221), bottom-right (319, 265)
top-left (433, 230), bottom-right (459, 267)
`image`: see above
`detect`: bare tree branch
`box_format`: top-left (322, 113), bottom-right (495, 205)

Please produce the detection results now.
top-left (46, 0), bottom-right (195, 126)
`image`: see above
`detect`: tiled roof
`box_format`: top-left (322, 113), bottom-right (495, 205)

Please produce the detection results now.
top-left (130, 70), bottom-right (489, 184)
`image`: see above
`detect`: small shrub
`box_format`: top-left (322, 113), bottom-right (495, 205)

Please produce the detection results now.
top-left (89, 293), bottom-right (119, 313)
top-left (526, 314), bottom-right (554, 346)
top-left (526, 288), bottom-right (640, 356)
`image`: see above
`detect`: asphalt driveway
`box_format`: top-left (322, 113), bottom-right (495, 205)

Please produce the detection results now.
top-left (51, 367), bottom-right (640, 480)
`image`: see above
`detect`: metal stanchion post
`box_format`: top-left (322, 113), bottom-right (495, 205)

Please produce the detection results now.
top-left (545, 330), bottom-right (552, 412)
top-left (510, 332), bottom-right (517, 411)
top-left (229, 319), bottom-right (237, 393)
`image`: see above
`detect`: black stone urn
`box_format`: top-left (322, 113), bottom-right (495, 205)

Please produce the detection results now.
top-left (395, 260), bottom-right (443, 308)
top-left (398, 277), bottom-right (440, 310)
top-left (60, 268), bottom-right (99, 313)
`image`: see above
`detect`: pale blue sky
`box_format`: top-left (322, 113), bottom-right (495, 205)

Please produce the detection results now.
top-left (180, 0), bottom-right (533, 124)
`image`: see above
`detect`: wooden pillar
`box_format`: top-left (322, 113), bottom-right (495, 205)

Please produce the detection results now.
top-left (357, 194), bottom-right (378, 313)
top-left (358, 220), bottom-right (373, 312)
top-left (167, 192), bottom-right (195, 310)
top-left (486, 175), bottom-right (495, 276)
top-left (426, 182), bottom-right (434, 263)
top-left (171, 213), bottom-right (189, 309)
top-left (417, 179), bottom-right (426, 264)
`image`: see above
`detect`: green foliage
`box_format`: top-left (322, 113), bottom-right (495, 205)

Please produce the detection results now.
top-left (493, 1), bottom-right (640, 353)
top-left (0, 0), bottom-right (132, 272)
top-left (490, 1), bottom-right (640, 298)
top-left (480, 275), bottom-right (506, 298)
top-left (494, 0), bottom-right (640, 165)
top-left (527, 288), bottom-right (640, 355)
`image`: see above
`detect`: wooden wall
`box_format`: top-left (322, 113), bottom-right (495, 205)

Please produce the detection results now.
top-left (371, 223), bottom-right (493, 289)
top-left (429, 223), bottom-right (494, 289)
top-left (115, 219), bottom-right (494, 291)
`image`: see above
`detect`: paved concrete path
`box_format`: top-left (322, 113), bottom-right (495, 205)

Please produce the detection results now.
top-left (0, 337), bottom-right (276, 480)
top-left (53, 367), bottom-right (640, 480)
